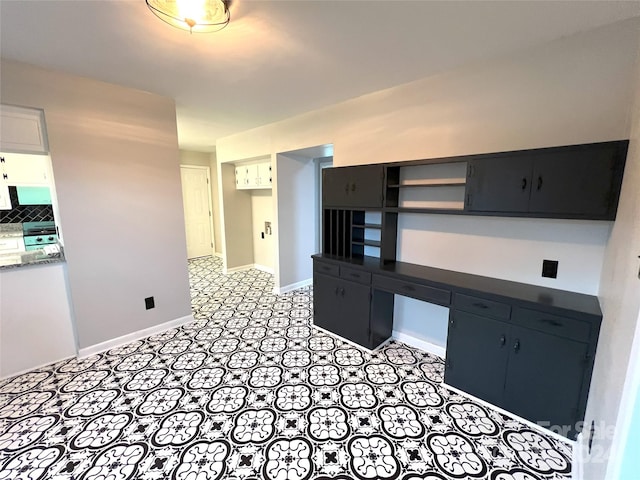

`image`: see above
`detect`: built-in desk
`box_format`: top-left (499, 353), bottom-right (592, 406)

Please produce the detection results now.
top-left (312, 253), bottom-right (601, 439)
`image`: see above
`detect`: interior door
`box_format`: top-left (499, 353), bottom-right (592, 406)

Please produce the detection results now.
top-left (180, 166), bottom-right (213, 259)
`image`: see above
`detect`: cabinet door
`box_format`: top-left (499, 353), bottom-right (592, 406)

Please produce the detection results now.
top-left (257, 162), bottom-right (272, 188)
top-left (445, 310), bottom-right (510, 407)
top-left (313, 273), bottom-right (371, 347)
top-left (245, 164), bottom-right (259, 189)
top-left (0, 105), bottom-right (48, 154)
top-left (504, 325), bottom-right (588, 435)
top-left (2, 153), bottom-right (50, 186)
top-left (466, 156), bottom-right (533, 213)
top-left (529, 144), bottom-right (618, 218)
top-left (0, 183), bottom-right (11, 210)
top-left (323, 165), bottom-right (383, 208)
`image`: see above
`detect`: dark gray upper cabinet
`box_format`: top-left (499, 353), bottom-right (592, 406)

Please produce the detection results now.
top-left (467, 156), bottom-right (533, 213)
top-left (466, 141), bottom-right (627, 220)
top-left (323, 165), bottom-right (384, 208)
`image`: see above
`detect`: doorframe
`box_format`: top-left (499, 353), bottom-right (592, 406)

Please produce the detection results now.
top-left (180, 164), bottom-right (215, 258)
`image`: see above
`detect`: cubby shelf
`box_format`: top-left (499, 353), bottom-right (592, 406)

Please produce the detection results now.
top-left (384, 207), bottom-right (466, 215)
top-left (352, 223), bottom-right (382, 229)
top-left (353, 240), bottom-right (381, 247)
top-left (387, 181), bottom-right (466, 188)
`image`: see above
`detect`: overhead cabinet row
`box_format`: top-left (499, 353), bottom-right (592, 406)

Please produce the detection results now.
top-left (322, 140), bottom-right (628, 220)
top-left (235, 161), bottom-right (272, 190)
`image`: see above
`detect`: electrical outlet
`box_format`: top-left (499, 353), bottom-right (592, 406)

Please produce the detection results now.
top-left (542, 260), bottom-right (558, 279)
top-left (145, 296), bottom-right (155, 310)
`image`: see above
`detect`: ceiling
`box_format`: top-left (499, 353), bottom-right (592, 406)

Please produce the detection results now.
top-left (1, 1), bottom-right (639, 152)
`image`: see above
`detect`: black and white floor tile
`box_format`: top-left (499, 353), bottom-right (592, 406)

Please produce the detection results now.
top-left (0, 256), bottom-right (573, 479)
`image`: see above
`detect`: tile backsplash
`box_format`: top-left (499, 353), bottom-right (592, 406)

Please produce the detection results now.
top-left (0, 187), bottom-right (54, 223)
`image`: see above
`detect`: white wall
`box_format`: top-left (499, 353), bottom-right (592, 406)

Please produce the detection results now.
top-left (582, 33), bottom-right (640, 479)
top-left (0, 264), bottom-right (76, 378)
top-left (218, 19), bottom-right (639, 345)
top-left (1, 60), bottom-right (192, 350)
top-left (274, 153), bottom-right (316, 291)
top-left (251, 190), bottom-right (274, 271)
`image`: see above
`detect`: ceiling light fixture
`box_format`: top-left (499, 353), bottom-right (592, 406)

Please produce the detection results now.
top-left (146, 0), bottom-right (230, 33)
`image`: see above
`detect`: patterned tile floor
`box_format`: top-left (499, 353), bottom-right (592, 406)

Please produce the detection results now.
top-left (0, 256), bottom-right (573, 480)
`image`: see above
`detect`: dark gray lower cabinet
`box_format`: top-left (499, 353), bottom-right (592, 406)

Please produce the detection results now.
top-left (313, 272), bottom-right (371, 347)
top-left (445, 311), bottom-right (509, 407)
top-left (445, 308), bottom-right (590, 439)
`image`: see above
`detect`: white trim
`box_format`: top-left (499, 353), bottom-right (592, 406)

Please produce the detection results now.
top-left (273, 278), bottom-right (312, 295)
top-left (573, 431), bottom-right (585, 480)
top-left (443, 382), bottom-right (575, 445)
top-left (214, 252), bottom-right (223, 258)
top-left (392, 330), bottom-right (446, 358)
top-left (253, 264), bottom-right (274, 275)
top-left (312, 323), bottom-right (392, 354)
top-left (78, 314), bottom-right (194, 358)
top-left (0, 355), bottom-right (75, 381)
top-left (223, 264), bottom-right (254, 274)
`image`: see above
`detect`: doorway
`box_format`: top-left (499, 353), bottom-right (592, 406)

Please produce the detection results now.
top-left (180, 165), bottom-right (214, 259)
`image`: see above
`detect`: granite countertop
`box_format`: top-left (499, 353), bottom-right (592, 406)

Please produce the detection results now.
top-left (0, 245), bottom-right (65, 271)
top-left (0, 223), bottom-right (23, 237)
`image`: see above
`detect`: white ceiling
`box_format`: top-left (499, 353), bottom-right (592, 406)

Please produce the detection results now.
top-left (1, 1), bottom-right (639, 151)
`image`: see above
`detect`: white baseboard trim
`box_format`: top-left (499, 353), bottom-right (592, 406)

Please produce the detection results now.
top-left (573, 431), bottom-right (585, 480)
top-left (1, 355), bottom-right (76, 381)
top-left (214, 252), bottom-right (223, 258)
top-left (312, 323), bottom-right (392, 354)
top-left (253, 264), bottom-right (274, 275)
top-left (274, 278), bottom-right (312, 295)
top-left (392, 330), bottom-right (446, 358)
top-left (443, 382), bottom-right (575, 445)
top-left (78, 314), bottom-right (195, 358)
top-left (223, 264), bottom-right (254, 274)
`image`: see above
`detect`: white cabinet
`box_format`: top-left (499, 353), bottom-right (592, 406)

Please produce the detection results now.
top-left (0, 152), bottom-right (50, 186)
top-left (235, 161), bottom-right (272, 190)
top-left (0, 184), bottom-right (11, 210)
top-left (0, 236), bottom-right (25, 254)
top-left (0, 105), bottom-right (49, 154)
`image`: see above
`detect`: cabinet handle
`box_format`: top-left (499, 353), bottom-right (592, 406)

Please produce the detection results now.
top-left (334, 287), bottom-right (339, 296)
top-left (513, 339), bottom-right (520, 353)
top-left (402, 285), bottom-right (415, 292)
top-left (2, 174), bottom-right (7, 180)
top-left (0, 157), bottom-right (4, 163)
top-left (350, 273), bottom-right (360, 278)
top-left (500, 335), bottom-right (506, 347)
top-left (449, 318), bottom-right (455, 327)
top-left (472, 302), bottom-right (488, 309)
top-left (344, 183), bottom-right (349, 194)
top-left (351, 183), bottom-right (356, 192)
top-left (521, 178), bottom-right (527, 190)
top-left (537, 176), bottom-right (543, 191)
top-left (340, 288), bottom-right (345, 296)
top-left (540, 318), bottom-right (563, 327)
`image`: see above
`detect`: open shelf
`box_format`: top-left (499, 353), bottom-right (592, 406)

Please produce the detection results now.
top-left (352, 223), bottom-right (383, 229)
top-left (385, 207), bottom-right (468, 215)
top-left (353, 239), bottom-right (381, 247)
top-left (388, 180), bottom-right (467, 188)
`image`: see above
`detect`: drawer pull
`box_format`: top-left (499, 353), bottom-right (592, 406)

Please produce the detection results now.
top-left (402, 285), bottom-right (415, 292)
top-left (334, 287), bottom-right (339, 296)
top-left (473, 302), bottom-right (489, 309)
top-left (500, 335), bottom-right (506, 347)
top-left (513, 339), bottom-right (520, 353)
top-left (340, 288), bottom-right (345, 297)
top-left (541, 318), bottom-right (563, 327)
top-left (321, 266), bottom-right (330, 271)
top-left (350, 273), bottom-right (360, 278)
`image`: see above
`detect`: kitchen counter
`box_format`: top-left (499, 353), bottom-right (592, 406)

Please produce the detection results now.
top-left (0, 246), bottom-right (65, 270)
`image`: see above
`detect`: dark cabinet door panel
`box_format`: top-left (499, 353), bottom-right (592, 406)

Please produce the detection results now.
top-left (529, 144), bottom-right (617, 217)
top-left (323, 165), bottom-right (383, 208)
top-left (313, 273), bottom-right (342, 333)
top-left (338, 279), bottom-right (372, 347)
top-left (504, 325), bottom-right (588, 434)
top-left (445, 310), bottom-right (510, 407)
top-left (467, 156), bottom-right (533, 213)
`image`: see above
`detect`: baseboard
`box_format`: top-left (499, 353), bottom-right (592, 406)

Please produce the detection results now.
top-left (392, 330), bottom-right (446, 358)
top-left (253, 264), bottom-right (274, 274)
top-left (223, 264), bottom-right (254, 274)
top-left (443, 382), bottom-right (575, 446)
top-left (274, 278), bottom-right (312, 295)
top-left (312, 324), bottom-right (392, 354)
top-left (1, 355), bottom-right (76, 381)
top-left (78, 314), bottom-right (194, 358)
top-left (573, 431), bottom-right (585, 480)
top-left (214, 252), bottom-right (223, 258)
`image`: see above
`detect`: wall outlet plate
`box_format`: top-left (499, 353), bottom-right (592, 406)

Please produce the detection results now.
top-left (542, 260), bottom-right (558, 279)
top-left (145, 296), bottom-right (155, 310)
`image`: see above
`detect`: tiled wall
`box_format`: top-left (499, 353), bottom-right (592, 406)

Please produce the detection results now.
top-left (0, 187), bottom-right (54, 223)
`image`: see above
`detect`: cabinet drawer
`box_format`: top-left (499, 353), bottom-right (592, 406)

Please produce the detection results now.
top-left (453, 293), bottom-right (511, 320)
top-left (314, 261), bottom-right (339, 277)
top-left (513, 307), bottom-right (591, 342)
top-left (373, 275), bottom-right (451, 306)
top-left (340, 266), bottom-right (371, 285)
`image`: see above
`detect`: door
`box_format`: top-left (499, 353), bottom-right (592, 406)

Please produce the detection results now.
top-left (503, 325), bottom-right (588, 433)
top-left (445, 310), bottom-right (510, 407)
top-left (528, 144), bottom-right (617, 217)
top-left (180, 166), bottom-right (214, 259)
top-left (467, 156), bottom-right (533, 213)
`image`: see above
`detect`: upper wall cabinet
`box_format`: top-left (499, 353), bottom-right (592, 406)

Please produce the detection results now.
top-left (323, 165), bottom-right (384, 208)
top-left (235, 160), bottom-right (272, 190)
top-left (466, 141), bottom-right (628, 220)
top-left (0, 105), bottom-right (49, 154)
top-left (1, 153), bottom-right (51, 186)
